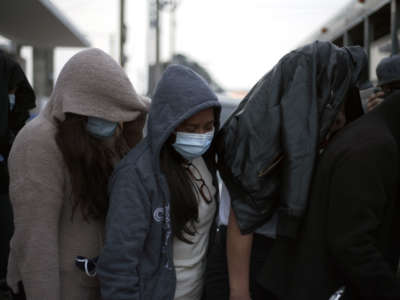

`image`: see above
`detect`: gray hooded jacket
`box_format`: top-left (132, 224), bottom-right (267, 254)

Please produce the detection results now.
top-left (97, 64), bottom-right (221, 300)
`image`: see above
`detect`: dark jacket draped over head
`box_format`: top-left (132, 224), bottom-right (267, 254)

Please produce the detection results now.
top-left (217, 41), bottom-right (367, 237)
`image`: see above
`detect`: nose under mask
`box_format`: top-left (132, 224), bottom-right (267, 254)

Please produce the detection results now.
top-left (172, 129), bottom-right (215, 161)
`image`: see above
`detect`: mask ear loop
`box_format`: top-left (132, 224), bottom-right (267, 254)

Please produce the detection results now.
top-left (75, 256), bottom-right (97, 277)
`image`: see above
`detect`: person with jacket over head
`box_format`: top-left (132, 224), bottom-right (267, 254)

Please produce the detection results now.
top-left (259, 90), bottom-right (400, 300)
top-left (209, 41), bottom-right (368, 300)
top-left (97, 64), bottom-right (221, 300)
top-left (0, 51), bottom-right (35, 298)
top-left (6, 48), bottom-right (149, 300)
top-left (367, 54), bottom-right (400, 112)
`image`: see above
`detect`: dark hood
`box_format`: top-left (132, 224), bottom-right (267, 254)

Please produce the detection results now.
top-left (218, 41), bottom-right (368, 237)
top-left (0, 51), bottom-right (35, 157)
top-left (148, 64), bottom-right (221, 162)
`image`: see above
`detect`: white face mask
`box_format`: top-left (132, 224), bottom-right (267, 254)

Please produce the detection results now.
top-left (8, 94), bottom-right (15, 111)
top-left (172, 128), bottom-right (215, 161)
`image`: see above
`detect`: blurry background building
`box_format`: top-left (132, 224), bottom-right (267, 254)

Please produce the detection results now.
top-left (302, 0), bottom-right (400, 83)
top-left (3, 0), bottom-right (383, 116)
top-left (0, 0), bottom-right (90, 113)
top-left (148, 53), bottom-right (224, 95)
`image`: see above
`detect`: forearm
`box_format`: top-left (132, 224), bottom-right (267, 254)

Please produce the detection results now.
top-left (227, 208), bottom-right (253, 298)
top-left (20, 268), bottom-right (60, 300)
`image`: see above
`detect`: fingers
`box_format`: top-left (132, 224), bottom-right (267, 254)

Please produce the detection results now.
top-left (367, 92), bottom-right (384, 112)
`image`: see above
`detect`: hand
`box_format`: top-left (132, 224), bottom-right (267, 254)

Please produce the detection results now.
top-left (366, 91), bottom-right (384, 112)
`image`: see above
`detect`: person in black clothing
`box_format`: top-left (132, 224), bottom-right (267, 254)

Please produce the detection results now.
top-left (0, 51), bottom-right (35, 298)
top-left (0, 51), bottom-right (36, 162)
top-left (259, 90), bottom-right (400, 300)
top-left (366, 55), bottom-right (400, 112)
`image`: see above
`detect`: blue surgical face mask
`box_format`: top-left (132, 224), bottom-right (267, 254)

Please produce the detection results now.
top-left (86, 117), bottom-right (118, 138)
top-left (8, 94), bottom-right (15, 111)
top-left (172, 128), bottom-right (215, 161)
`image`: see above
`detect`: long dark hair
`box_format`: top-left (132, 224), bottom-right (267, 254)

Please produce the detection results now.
top-left (55, 113), bottom-right (129, 221)
top-left (160, 129), bottom-right (218, 244)
top-left (160, 136), bottom-right (199, 244)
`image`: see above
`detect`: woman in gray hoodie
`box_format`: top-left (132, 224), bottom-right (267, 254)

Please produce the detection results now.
top-left (7, 48), bottom-right (148, 300)
top-left (97, 64), bottom-right (221, 300)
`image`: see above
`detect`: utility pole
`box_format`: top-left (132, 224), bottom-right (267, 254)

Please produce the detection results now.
top-left (148, 0), bottom-right (181, 93)
top-left (169, 1), bottom-right (180, 58)
top-left (120, 0), bottom-right (127, 67)
top-left (155, 0), bottom-right (162, 83)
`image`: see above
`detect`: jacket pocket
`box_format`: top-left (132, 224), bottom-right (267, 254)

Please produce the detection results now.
top-left (78, 272), bottom-right (99, 288)
top-left (61, 267), bottom-right (100, 289)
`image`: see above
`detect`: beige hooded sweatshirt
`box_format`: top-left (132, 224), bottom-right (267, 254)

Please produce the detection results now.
top-left (7, 48), bottom-right (149, 300)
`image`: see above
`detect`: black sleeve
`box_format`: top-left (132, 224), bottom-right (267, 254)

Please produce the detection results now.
top-left (326, 143), bottom-right (400, 300)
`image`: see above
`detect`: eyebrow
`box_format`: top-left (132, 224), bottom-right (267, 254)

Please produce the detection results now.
top-left (184, 124), bottom-right (198, 128)
top-left (184, 120), bottom-right (214, 127)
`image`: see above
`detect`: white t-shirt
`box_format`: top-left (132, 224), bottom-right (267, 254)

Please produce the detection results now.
top-left (173, 156), bottom-right (217, 300)
top-left (217, 173), bottom-right (278, 238)
top-left (217, 174), bottom-right (230, 226)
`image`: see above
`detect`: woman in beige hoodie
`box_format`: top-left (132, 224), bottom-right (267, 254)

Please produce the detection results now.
top-left (6, 48), bottom-right (149, 300)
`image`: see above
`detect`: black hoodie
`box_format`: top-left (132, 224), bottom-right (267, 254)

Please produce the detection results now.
top-left (0, 51), bottom-right (35, 159)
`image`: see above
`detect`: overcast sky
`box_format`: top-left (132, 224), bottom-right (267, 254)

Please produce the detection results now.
top-left (50, 0), bottom-right (352, 94)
